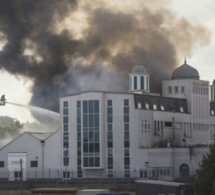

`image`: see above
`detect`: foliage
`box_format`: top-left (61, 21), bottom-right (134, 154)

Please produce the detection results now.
top-left (194, 144), bottom-right (215, 195)
top-left (0, 116), bottom-right (23, 138)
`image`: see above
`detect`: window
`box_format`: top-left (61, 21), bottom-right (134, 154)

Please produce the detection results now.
top-left (165, 122), bottom-right (172, 127)
top-left (0, 161), bottom-right (4, 167)
top-left (141, 76), bottom-right (144, 89)
top-left (174, 86), bottom-right (178, 94)
top-left (160, 105), bottom-right (165, 111)
top-left (138, 102), bottom-right (142, 109)
top-left (107, 100), bottom-right (112, 107)
top-left (211, 110), bottom-right (215, 115)
top-left (145, 103), bottom-right (149, 109)
top-left (180, 107), bottom-right (184, 113)
top-left (168, 86), bottom-right (172, 94)
top-left (134, 76), bottom-right (137, 90)
top-left (181, 86), bottom-right (185, 93)
top-left (63, 171), bottom-right (70, 179)
top-left (31, 161), bottom-right (38, 168)
top-left (153, 104), bottom-right (157, 110)
top-left (64, 157), bottom-right (69, 166)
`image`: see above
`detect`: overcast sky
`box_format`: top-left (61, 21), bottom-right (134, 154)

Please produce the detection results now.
top-left (0, 0), bottom-right (215, 122)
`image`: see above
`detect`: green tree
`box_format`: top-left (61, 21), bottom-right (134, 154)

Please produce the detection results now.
top-left (194, 144), bottom-right (215, 195)
top-left (0, 116), bottom-right (23, 138)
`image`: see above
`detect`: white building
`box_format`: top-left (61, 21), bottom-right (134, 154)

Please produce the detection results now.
top-left (0, 131), bottom-right (61, 181)
top-left (0, 60), bottom-right (214, 181)
top-left (59, 60), bottom-right (214, 181)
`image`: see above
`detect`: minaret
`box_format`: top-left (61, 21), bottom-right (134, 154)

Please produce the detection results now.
top-left (128, 63), bottom-right (150, 94)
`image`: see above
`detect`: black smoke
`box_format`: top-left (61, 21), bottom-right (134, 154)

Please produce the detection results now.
top-left (0, 0), bottom-right (211, 112)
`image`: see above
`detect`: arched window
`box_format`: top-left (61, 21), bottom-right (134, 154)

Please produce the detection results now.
top-left (141, 76), bottom-right (144, 90)
top-left (179, 163), bottom-right (189, 179)
top-left (134, 76), bottom-right (137, 90)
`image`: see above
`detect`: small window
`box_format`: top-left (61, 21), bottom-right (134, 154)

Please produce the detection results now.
top-left (145, 103), bottom-right (149, 109)
top-left (174, 86), bottom-right (178, 94)
top-left (0, 161), bottom-right (4, 167)
top-left (138, 102), bottom-right (142, 109)
top-left (31, 161), bottom-right (38, 168)
top-left (181, 86), bottom-right (185, 94)
top-left (168, 86), bottom-right (172, 94)
top-left (160, 105), bottom-right (165, 111)
top-left (165, 122), bottom-right (172, 127)
top-left (211, 110), bottom-right (215, 115)
top-left (153, 104), bottom-right (157, 110)
top-left (180, 107), bottom-right (184, 113)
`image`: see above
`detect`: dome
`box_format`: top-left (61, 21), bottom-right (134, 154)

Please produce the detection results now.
top-left (171, 60), bottom-right (199, 80)
top-left (132, 64), bottom-right (148, 74)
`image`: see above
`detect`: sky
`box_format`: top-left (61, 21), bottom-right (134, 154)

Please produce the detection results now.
top-left (0, 0), bottom-right (215, 122)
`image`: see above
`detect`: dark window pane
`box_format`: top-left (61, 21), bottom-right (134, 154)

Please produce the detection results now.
top-left (89, 157), bottom-right (94, 167)
top-left (77, 101), bottom-right (81, 108)
top-left (31, 161), bottom-right (38, 168)
top-left (77, 133), bottom-right (81, 141)
top-left (77, 125), bottom-right (81, 132)
top-left (64, 125), bottom-right (68, 132)
top-left (107, 100), bottom-right (112, 107)
top-left (108, 132), bottom-right (112, 140)
top-left (124, 148), bottom-right (129, 156)
top-left (108, 141), bottom-right (113, 148)
top-left (89, 100), bottom-right (94, 113)
top-left (83, 101), bottom-right (88, 113)
top-left (77, 141), bottom-right (81, 149)
top-left (124, 115), bottom-right (129, 123)
top-left (94, 132), bottom-right (99, 142)
top-left (124, 107), bottom-right (129, 114)
top-left (95, 143), bottom-right (100, 152)
top-left (83, 157), bottom-right (88, 167)
top-left (63, 116), bottom-right (68, 124)
top-left (83, 143), bottom-right (88, 152)
top-left (107, 115), bottom-right (112, 123)
top-left (94, 100), bottom-right (99, 113)
top-left (63, 101), bottom-right (68, 107)
top-left (63, 108), bottom-right (68, 115)
top-left (89, 143), bottom-right (94, 152)
top-left (124, 123), bottom-right (129, 131)
top-left (77, 116), bottom-right (81, 124)
top-left (108, 157), bottom-right (113, 165)
top-left (83, 115), bottom-right (88, 127)
top-left (107, 107), bottom-right (112, 115)
top-left (124, 157), bottom-right (130, 165)
top-left (64, 148), bottom-right (69, 156)
top-left (108, 124), bottom-right (112, 131)
top-left (89, 132), bottom-right (93, 142)
top-left (83, 132), bottom-right (88, 142)
top-left (63, 142), bottom-right (69, 148)
top-left (0, 161), bottom-right (4, 167)
top-left (124, 132), bottom-right (129, 140)
top-left (124, 141), bottom-right (130, 148)
top-left (95, 157), bottom-right (100, 167)
top-left (124, 99), bottom-right (129, 106)
top-left (63, 157), bottom-right (69, 166)
top-left (89, 114), bottom-right (94, 127)
top-left (94, 114), bottom-right (99, 127)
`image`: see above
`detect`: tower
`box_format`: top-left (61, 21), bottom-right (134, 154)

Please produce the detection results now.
top-left (128, 63), bottom-right (150, 93)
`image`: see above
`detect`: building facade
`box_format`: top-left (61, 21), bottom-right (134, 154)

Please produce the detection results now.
top-left (59, 60), bottom-right (215, 181)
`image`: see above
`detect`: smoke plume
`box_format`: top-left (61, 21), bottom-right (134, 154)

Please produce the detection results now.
top-left (0, 0), bottom-right (211, 111)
